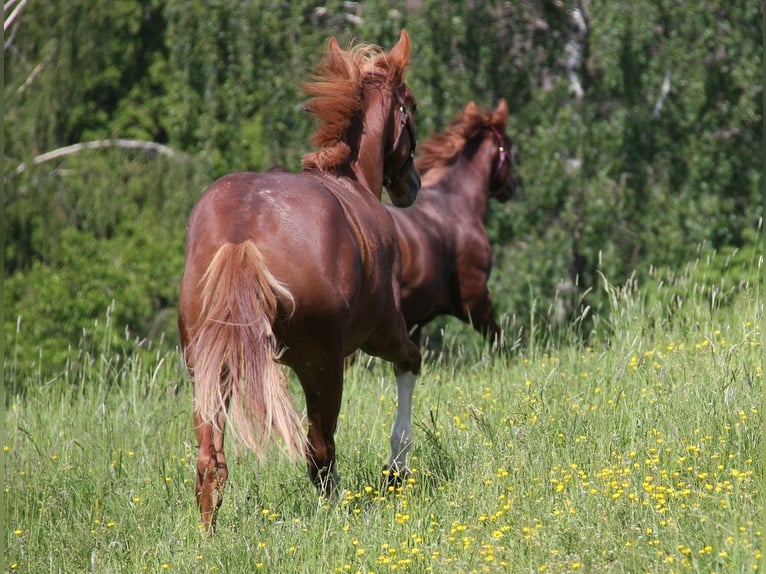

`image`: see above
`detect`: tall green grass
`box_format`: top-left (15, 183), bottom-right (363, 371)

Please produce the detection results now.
top-left (4, 253), bottom-right (761, 573)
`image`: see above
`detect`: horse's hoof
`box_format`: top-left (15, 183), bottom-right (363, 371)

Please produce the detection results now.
top-left (312, 466), bottom-right (340, 497)
top-left (381, 464), bottom-right (411, 489)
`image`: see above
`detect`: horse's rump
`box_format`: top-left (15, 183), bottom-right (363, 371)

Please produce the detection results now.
top-left (185, 240), bottom-right (305, 460)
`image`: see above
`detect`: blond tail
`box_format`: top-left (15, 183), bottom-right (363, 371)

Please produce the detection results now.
top-left (187, 241), bottom-right (305, 460)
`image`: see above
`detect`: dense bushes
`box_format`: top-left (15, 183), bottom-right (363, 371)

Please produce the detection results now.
top-left (4, 0), bottom-right (762, 382)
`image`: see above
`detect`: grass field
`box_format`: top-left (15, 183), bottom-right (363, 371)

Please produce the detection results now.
top-left (4, 255), bottom-right (762, 573)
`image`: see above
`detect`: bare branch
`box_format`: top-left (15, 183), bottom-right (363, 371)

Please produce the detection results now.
top-left (4, 19), bottom-right (18, 50)
top-left (6, 139), bottom-right (181, 181)
top-left (4, 0), bottom-right (30, 33)
top-left (4, 0), bottom-right (20, 13)
top-left (16, 60), bottom-right (44, 94)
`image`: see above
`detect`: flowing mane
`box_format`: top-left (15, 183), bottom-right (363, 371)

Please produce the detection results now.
top-left (301, 41), bottom-right (405, 172)
top-left (415, 104), bottom-right (497, 173)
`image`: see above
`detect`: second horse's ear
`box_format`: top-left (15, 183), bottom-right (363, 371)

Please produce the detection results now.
top-left (493, 98), bottom-right (509, 125)
top-left (388, 30), bottom-right (411, 72)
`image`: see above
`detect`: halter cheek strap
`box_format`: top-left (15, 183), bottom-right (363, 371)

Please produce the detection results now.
top-left (392, 90), bottom-right (416, 160)
top-left (489, 126), bottom-right (509, 179)
top-left (384, 90), bottom-right (416, 188)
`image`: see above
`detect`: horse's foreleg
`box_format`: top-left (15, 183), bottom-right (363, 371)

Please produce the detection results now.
top-left (467, 294), bottom-right (502, 348)
top-left (194, 410), bottom-right (228, 531)
top-left (385, 368), bottom-right (416, 482)
top-left (482, 315), bottom-right (503, 348)
top-left (363, 314), bottom-right (421, 488)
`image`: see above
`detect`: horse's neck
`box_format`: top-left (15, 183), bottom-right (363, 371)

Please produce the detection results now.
top-left (349, 102), bottom-right (388, 200)
top-left (351, 153), bottom-right (383, 200)
top-left (447, 141), bottom-right (495, 218)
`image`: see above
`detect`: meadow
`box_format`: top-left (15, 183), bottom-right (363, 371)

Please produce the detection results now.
top-left (4, 253), bottom-right (762, 574)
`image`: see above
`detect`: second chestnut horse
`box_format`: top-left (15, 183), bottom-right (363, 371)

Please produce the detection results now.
top-left (383, 100), bottom-right (521, 476)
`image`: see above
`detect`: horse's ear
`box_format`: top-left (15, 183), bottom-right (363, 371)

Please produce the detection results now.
top-left (388, 29), bottom-right (411, 72)
top-left (493, 98), bottom-right (509, 126)
top-left (328, 37), bottom-right (342, 53)
top-left (464, 101), bottom-right (479, 116)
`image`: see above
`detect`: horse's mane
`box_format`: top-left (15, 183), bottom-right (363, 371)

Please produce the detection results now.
top-left (301, 42), bottom-right (404, 172)
top-left (415, 105), bottom-right (497, 173)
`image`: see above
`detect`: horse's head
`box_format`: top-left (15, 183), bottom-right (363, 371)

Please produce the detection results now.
top-left (487, 99), bottom-right (521, 202)
top-left (382, 79), bottom-right (420, 207)
top-left (301, 30), bottom-right (420, 207)
top-left (375, 30), bottom-right (420, 207)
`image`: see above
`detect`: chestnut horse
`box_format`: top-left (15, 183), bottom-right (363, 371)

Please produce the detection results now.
top-left (178, 31), bottom-right (421, 529)
top-left (382, 100), bottom-right (520, 475)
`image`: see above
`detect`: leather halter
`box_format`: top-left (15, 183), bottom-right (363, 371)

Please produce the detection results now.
top-left (489, 125), bottom-right (509, 179)
top-left (392, 90), bottom-right (416, 159)
top-left (383, 89), bottom-right (416, 189)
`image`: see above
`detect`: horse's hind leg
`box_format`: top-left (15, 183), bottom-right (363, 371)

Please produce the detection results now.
top-left (295, 358), bottom-right (343, 497)
top-left (194, 410), bottom-right (228, 530)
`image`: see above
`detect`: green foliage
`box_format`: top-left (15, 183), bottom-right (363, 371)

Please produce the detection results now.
top-left (641, 227), bottom-right (763, 323)
top-left (3, 0), bottom-right (762, 381)
top-left (3, 0), bottom-right (166, 148)
top-left (6, 223), bottom-right (183, 379)
top-left (4, 149), bottom-right (201, 379)
top-left (483, 0), bottom-right (762, 343)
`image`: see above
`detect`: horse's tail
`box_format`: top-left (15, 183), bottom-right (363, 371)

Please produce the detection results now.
top-left (187, 240), bottom-right (305, 461)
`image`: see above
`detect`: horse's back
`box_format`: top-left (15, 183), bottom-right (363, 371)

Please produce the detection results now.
top-left (184, 171), bottom-right (360, 300)
top-left (181, 170), bottom-right (402, 354)
top-left (186, 171), bottom-right (341, 248)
